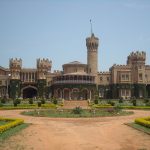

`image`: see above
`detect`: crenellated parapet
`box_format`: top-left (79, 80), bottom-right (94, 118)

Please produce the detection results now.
top-left (9, 58), bottom-right (22, 79)
top-left (98, 71), bottom-right (111, 75)
top-left (86, 33), bottom-right (99, 52)
top-left (37, 58), bottom-right (52, 79)
top-left (127, 51), bottom-right (146, 65)
top-left (9, 58), bottom-right (22, 69)
top-left (37, 58), bottom-right (52, 71)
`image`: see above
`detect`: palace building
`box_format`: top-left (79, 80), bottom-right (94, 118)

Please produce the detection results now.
top-left (0, 32), bottom-right (150, 100)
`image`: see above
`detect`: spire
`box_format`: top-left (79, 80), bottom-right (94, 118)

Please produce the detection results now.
top-left (90, 19), bottom-right (93, 36)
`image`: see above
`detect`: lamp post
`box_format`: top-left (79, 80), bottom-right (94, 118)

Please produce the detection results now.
top-left (6, 73), bottom-right (11, 99)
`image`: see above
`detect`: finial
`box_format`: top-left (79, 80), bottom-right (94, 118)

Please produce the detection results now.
top-left (90, 19), bottom-right (93, 36)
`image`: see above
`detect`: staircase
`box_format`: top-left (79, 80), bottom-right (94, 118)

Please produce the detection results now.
top-left (62, 100), bottom-right (89, 109)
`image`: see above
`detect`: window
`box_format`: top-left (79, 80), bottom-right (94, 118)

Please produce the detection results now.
top-left (107, 77), bottom-right (109, 81)
top-left (0, 80), bottom-right (2, 85)
top-left (122, 74), bottom-right (125, 80)
top-left (100, 77), bottom-right (103, 81)
top-left (126, 74), bottom-right (129, 80)
top-left (139, 73), bottom-right (143, 80)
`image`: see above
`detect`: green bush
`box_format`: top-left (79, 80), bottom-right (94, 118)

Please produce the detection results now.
top-left (144, 99), bottom-right (149, 103)
top-left (28, 98), bottom-right (33, 104)
top-left (0, 103), bottom-right (3, 107)
top-left (72, 106), bottom-right (82, 114)
top-left (41, 99), bottom-right (45, 104)
top-left (53, 98), bottom-right (58, 104)
top-left (37, 101), bottom-right (41, 107)
top-left (1, 98), bottom-right (6, 104)
top-left (108, 101), bottom-right (115, 106)
top-left (13, 100), bottom-right (18, 107)
top-left (132, 99), bottom-right (137, 106)
top-left (145, 101), bottom-right (150, 106)
top-left (119, 97), bottom-right (123, 103)
top-left (15, 99), bottom-right (21, 104)
top-left (94, 99), bottom-right (98, 104)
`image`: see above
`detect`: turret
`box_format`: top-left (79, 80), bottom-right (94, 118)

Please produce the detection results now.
top-left (86, 33), bottom-right (99, 76)
top-left (9, 58), bottom-right (22, 79)
top-left (36, 58), bottom-right (52, 79)
top-left (127, 51), bottom-right (146, 65)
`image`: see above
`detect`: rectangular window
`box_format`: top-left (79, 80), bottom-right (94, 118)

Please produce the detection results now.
top-left (122, 74), bottom-right (125, 80)
top-left (139, 73), bottom-right (143, 80)
top-left (0, 80), bottom-right (2, 85)
top-left (107, 77), bottom-right (109, 81)
top-left (126, 74), bottom-right (129, 80)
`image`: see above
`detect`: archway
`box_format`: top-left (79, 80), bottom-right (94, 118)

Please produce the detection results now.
top-left (22, 86), bottom-right (37, 99)
top-left (81, 89), bottom-right (89, 100)
top-left (64, 89), bottom-right (70, 100)
top-left (71, 88), bottom-right (79, 100)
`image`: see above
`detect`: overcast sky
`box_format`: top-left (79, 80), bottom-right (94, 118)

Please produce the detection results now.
top-left (0, 0), bottom-right (150, 71)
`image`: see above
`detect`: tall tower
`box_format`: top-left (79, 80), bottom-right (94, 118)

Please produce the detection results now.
top-left (86, 33), bottom-right (99, 80)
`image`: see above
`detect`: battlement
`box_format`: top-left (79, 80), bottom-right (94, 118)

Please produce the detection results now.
top-left (98, 71), bottom-right (111, 75)
top-left (37, 58), bottom-right (52, 70)
top-left (9, 58), bottom-right (22, 69)
top-left (86, 33), bottom-right (99, 51)
top-left (127, 51), bottom-right (146, 65)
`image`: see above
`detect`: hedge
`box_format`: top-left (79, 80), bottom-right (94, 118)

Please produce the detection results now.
top-left (0, 118), bottom-right (24, 133)
top-left (135, 117), bottom-right (150, 128)
top-left (0, 104), bottom-right (58, 110)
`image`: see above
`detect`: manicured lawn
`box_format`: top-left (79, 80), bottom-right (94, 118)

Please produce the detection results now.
top-left (125, 123), bottom-right (150, 135)
top-left (22, 108), bottom-right (133, 118)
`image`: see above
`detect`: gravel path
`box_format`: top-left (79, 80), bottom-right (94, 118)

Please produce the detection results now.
top-left (0, 109), bottom-right (150, 150)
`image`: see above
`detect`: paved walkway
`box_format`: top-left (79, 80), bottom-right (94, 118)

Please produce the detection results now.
top-left (0, 109), bottom-right (150, 150)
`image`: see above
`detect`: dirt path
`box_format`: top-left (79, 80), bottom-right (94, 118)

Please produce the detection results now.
top-left (0, 109), bottom-right (150, 150)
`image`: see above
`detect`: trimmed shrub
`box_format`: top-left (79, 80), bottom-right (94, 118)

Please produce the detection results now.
top-left (37, 101), bottom-right (41, 107)
top-left (0, 117), bottom-right (24, 133)
top-left (29, 98), bottom-right (33, 104)
top-left (53, 98), bottom-right (58, 105)
top-left (119, 97), bottom-right (123, 103)
top-left (41, 99), bottom-right (45, 104)
top-left (135, 117), bottom-right (150, 128)
top-left (13, 100), bottom-right (18, 107)
top-left (16, 99), bottom-right (21, 104)
top-left (72, 106), bottom-right (82, 114)
top-left (0, 103), bottom-right (3, 107)
top-left (1, 98), bottom-right (6, 104)
top-left (94, 99), bottom-right (98, 104)
top-left (108, 101), bottom-right (115, 106)
top-left (132, 99), bottom-right (137, 106)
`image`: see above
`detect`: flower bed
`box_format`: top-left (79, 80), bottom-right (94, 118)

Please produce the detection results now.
top-left (0, 118), bottom-right (24, 133)
top-left (135, 117), bottom-right (150, 128)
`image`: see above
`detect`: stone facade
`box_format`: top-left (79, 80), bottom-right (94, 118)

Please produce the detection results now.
top-left (0, 33), bottom-right (150, 100)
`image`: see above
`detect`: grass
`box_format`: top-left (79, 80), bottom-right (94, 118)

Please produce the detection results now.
top-left (21, 108), bottom-right (133, 118)
top-left (125, 122), bottom-right (150, 135)
top-left (0, 123), bottom-right (30, 141)
top-left (0, 120), bottom-right (11, 126)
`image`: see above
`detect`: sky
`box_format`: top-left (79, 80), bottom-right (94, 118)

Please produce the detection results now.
top-left (0, 0), bottom-right (150, 72)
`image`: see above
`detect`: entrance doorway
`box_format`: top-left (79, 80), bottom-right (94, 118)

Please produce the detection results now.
top-left (23, 87), bottom-right (37, 99)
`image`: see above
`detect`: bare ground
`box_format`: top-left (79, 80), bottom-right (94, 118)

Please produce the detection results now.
top-left (0, 109), bottom-right (150, 150)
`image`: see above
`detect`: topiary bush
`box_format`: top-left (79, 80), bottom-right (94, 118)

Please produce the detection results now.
top-left (132, 99), bottom-right (137, 106)
top-left (41, 99), bottom-right (45, 104)
top-left (108, 101), bottom-right (115, 106)
top-left (72, 106), bottom-right (82, 114)
top-left (119, 97), bottom-right (123, 103)
top-left (37, 101), bottom-right (41, 107)
top-left (1, 98), bottom-right (6, 104)
top-left (29, 98), bottom-right (33, 104)
top-left (53, 98), bottom-right (58, 104)
top-left (13, 99), bottom-right (18, 107)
